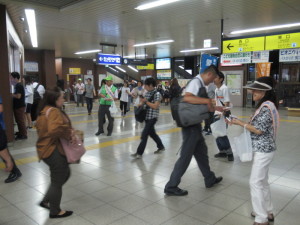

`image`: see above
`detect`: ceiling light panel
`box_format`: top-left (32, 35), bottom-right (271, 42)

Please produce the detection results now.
top-left (231, 22), bottom-right (300, 34)
top-left (128, 65), bottom-right (138, 72)
top-left (134, 40), bottom-right (174, 47)
top-left (75, 49), bottom-right (101, 54)
top-left (135, 0), bottom-right (181, 10)
top-left (116, 66), bottom-right (126, 73)
top-left (25, 9), bottom-right (38, 48)
top-left (180, 47), bottom-right (219, 53)
top-left (124, 54), bottom-right (148, 58)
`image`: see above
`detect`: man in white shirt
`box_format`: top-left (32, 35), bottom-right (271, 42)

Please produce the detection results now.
top-left (32, 80), bottom-right (45, 99)
top-left (76, 79), bottom-right (85, 107)
top-left (164, 65), bottom-right (223, 196)
top-left (31, 79), bottom-right (45, 122)
top-left (214, 72), bottom-right (234, 161)
top-left (120, 81), bottom-right (131, 116)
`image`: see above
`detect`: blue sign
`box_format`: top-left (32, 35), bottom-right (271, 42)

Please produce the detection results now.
top-left (97, 53), bottom-right (121, 65)
top-left (200, 54), bottom-right (218, 73)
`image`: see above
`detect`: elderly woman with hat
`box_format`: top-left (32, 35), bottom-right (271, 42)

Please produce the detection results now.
top-left (229, 77), bottom-right (279, 225)
top-left (95, 75), bottom-right (118, 136)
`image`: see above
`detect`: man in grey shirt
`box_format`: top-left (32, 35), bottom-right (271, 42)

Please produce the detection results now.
top-left (85, 78), bottom-right (96, 115)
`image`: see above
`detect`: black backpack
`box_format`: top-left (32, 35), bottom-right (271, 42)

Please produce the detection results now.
top-left (33, 84), bottom-right (41, 103)
top-left (134, 91), bottom-right (157, 123)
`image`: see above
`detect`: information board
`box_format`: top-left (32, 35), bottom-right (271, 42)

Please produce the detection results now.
top-left (266, 32), bottom-right (300, 50)
top-left (223, 37), bottom-right (265, 53)
top-left (252, 51), bottom-right (270, 63)
top-left (97, 53), bottom-right (121, 65)
top-left (157, 70), bottom-right (171, 79)
top-left (279, 48), bottom-right (300, 62)
top-left (221, 52), bottom-right (252, 65)
top-left (137, 64), bottom-right (154, 70)
top-left (200, 54), bottom-right (218, 73)
top-left (69, 68), bottom-right (81, 74)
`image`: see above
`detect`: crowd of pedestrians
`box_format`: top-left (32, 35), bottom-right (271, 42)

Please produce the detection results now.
top-left (0, 68), bottom-right (279, 224)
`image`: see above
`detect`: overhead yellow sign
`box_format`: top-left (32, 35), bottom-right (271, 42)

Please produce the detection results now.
top-left (137, 64), bottom-right (154, 70)
top-left (69, 68), bottom-right (81, 74)
top-left (265, 32), bottom-right (300, 50)
top-left (223, 37), bottom-right (265, 53)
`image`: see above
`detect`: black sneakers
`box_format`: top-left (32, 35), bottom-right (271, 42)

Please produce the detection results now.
top-left (5, 169), bottom-right (22, 183)
top-left (154, 148), bottom-right (165, 154)
top-left (95, 131), bottom-right (104, 136)
top-left (227, 154), bottom-right (234, 161)
top-left (214, 153), bottom-right (227, 158)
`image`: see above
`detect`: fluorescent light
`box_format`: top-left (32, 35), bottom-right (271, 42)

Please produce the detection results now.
top-left (135, 0), bottom-right (181, 10)
top-left (25, 9), bottom-right (38, 47)
top-left (109, 67), bottom-right (117, 72)
top-left (231, 22), bottom-right (300, 34)
top-left (180, 47), bottom-right (219, 53)
top-left (134, 40), bottom-right (174, 47)
top-left (128, 65), bottom-right (139, 72)
top-left (116, 66), bottom-right (126, 73)
top-left (75, 49), bottom-right (101, 54)
top-left (124, 54), bottom-right (148, 58)
top-left (179, 66), bottom-right (184, 69)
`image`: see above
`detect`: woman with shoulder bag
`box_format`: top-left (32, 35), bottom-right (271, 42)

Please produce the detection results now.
top-left (229, 77), bottom-right (279, 225)
top-left (36, 87), bottom-right (73, 219)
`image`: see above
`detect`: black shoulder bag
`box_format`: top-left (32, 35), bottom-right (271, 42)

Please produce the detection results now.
top-left (134, 91), bottom-right (157, 123)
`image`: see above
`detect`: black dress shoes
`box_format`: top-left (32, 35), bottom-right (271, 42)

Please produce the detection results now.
top-left (50, 211), bottom-right (73, 219)
top-left (164, 187), bottom-right (188, 196)
top-left (5, 170), bottom-right (22, 183)
top-left (39, 201), bottom-right (50, 210)
top-left (206, 176), bottom-right (223, 188)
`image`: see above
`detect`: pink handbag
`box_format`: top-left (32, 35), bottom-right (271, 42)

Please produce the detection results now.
top-left (46, 107), bottom-right (86, 163)
top-left (60, 133), bottom-right (86, 163)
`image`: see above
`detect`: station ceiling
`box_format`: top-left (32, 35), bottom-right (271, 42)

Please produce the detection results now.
top-left (1, 0), bottom-right (300, 59)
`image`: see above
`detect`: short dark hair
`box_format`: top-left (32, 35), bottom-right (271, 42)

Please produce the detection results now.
top-left (101, 79), bottom-right (106, 86)
top-left (202, 65), bottom-right (219, 76)
top-left (87, 78), bottom-right (92, 81)
top-left (217, 71), bottom-right (225, 84)
top-left (23, 75), bottom-right (32, 85)
top-left (37, 87), bottom-right (63, 115)
top-left (144, 77), bottom-right (156, 87)
top-left (11, 72), bottom-right (20, 80)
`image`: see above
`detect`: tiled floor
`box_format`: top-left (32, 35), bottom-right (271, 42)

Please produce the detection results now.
top-left (1, 103), bottom-right (300, 225)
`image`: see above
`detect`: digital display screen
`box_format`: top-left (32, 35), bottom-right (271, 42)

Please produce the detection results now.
top-left (156, 58), bottom-right (171, 70)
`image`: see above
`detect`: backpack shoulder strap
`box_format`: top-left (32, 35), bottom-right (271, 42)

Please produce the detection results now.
top-left (34, 84), bottom-right (40, 91)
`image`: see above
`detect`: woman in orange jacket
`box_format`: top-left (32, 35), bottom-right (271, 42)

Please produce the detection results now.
top-left (36, 87), bottom-right (73, 219)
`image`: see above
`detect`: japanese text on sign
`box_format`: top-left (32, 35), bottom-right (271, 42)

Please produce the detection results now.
top-left (266, 33), bottom-right (300, 50)
top-left (279, 48), bottom-right (300, 62)
top-left (97, 54), bottom-right (121, 65)
top-left (221, 52), bottom-right (251, 64)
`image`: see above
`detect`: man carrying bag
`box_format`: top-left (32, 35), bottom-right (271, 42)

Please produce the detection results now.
top-left (165, 65), bottom-right (224, 196)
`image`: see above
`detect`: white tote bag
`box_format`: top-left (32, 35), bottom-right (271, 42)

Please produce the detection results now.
top-left (234, 127), bottom-right (253, 162)
top-left (211, 116), bottom-right (227, 138)
top-left (109, 101), bottom-right (121, 118)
